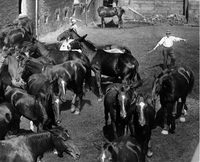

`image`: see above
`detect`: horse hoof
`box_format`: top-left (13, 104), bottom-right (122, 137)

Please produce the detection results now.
top-left (98, 98), bottom-right (103, 102)
top-left (53, 149), bottom-right (58, 155)
top-left (147, 150), bottom-right (153, 157)
top-left (179, 117), bottom-right (186, 122)
top-left (161, 129), bottom-right (169, 135)
top-left (74, 109), bottom-right (80, 115)
top-left (71, 107), bottom-right (76, 113)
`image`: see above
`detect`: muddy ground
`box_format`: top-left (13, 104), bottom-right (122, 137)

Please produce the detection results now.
top-left (21, 22), bottom-right (199, 162)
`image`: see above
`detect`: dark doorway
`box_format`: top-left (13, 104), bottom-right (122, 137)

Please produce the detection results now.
top-left (19, 0), bottom-right (22, 14)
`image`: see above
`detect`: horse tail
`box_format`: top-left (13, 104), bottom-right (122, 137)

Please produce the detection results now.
top-left (188, 69), bottom-right (194, 94)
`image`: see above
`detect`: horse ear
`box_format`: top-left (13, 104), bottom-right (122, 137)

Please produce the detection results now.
top-left (133, 78), bottom-right (147, 89)
top-left (93, 142), bottom-right (102, 151)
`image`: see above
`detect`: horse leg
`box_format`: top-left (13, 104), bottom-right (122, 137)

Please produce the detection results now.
top-left (95, 70), bottom-right (103, 101)
top-left (111, 121), bottom-right (118, 139)
top-left (161, 106), bottom-right (169, 135)
top-left (147, 138), bottom-right (153, 157)
top-left (102, 17), bottom-right (105, 28)
top-left (179, 97), bottom-right (187, 123)
top-left (74, 93), bottom-right (83, 115)
top-left (71, 93), bottom-right (77, 113)
top-left (169, 101), bottom-right (178, 133)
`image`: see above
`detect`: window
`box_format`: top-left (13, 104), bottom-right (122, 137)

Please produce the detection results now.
top-left (44, 15), bottom-right (48, 24)
top-left (63, 7), bottom-right (69, 18)
top-left (55, 9), bottom-right (60, 21)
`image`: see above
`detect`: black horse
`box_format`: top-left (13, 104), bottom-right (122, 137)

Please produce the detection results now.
top-left (152, 65), bottom-right (194, 134)
top-left (133, 93), bottom-right (155, 162)
top-left (26, 59), bottom-right (91, 115)
top-left (0, 126), bottom-right (80, 162)
top-left (0, 102), bottom-right (21, 140)
top-left (97, 6), bottom-right (125, 28)
top-left (104, 82), bottom-right (142, 139)
top-left (25, 37), bottom-right (90, 65)
top-left (68, 34), bottom-right (141, 100)
top-left (5, 86), bottom-right (60, 131)
top-left (27, 73), bottom-right (62, 126)
top-left (57, 28), bottom-right (132, 54)
top-left (97, 135), bottom-right (142, 162)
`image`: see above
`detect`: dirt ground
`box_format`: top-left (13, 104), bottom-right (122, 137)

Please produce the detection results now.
top-left (22, 23), bottom-right (199, 162)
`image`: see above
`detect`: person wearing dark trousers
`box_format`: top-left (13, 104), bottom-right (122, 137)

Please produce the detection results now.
top-left (147, 30), bottom-right (186, 69)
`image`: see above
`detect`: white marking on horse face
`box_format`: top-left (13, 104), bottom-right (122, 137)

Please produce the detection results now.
top-left (139, 101), bottom-right (146, 126)
top-left (121, 94), bottom-right (126, 118)
top-left (61, 80), bottom-right (66, 95)
top-left (55, 98), bottom-right (60, 104)
top-left (101, 151), bottom-right (106, 162)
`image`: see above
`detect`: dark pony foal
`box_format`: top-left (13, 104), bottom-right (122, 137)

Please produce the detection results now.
top-left (104, 83), bottom-right (139, 139)
top-left (26, 59), bottom-right (91, 115)
top-left (27, 73), bottom-right (62, 127)
top-left (97, 6), bottom-right (125, 28)
top-left (0, 126), bottom-right (80, 162)
top-left (5, 87), bottom-right (58, 131)
top-left (68, 34), bottom-right (141, 100)
top-left (152, 65), bottom-right (194, 134)
top-left (133, 93), bottom-right (155, 162)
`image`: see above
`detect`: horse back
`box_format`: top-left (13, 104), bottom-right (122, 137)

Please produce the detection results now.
top-left (112, 136), bottom-right (142, 162)
top-left (97, 6), bottom-right (117, 17)
top-left (172, 66), bottom-right (194, 94)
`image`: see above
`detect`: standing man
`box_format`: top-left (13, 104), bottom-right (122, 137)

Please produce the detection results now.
top-left (69, 17), bottom-right (78, 33)
top-left (18, 13), bottom-right (35, 38)
top-left (148, 30), bottom-right (186, 69)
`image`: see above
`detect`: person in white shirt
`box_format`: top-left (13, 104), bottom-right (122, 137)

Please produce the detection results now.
top-left (69, 17), bottom-right (78, 33)
top-left (148, 30), bottom-right (186, 69)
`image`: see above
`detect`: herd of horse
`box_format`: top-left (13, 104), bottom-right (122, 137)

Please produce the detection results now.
top-left (0, 17), bottom-right (194, 162)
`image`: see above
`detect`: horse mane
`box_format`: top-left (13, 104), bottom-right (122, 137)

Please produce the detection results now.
top-left (82, 39), bottom-right (97, 51)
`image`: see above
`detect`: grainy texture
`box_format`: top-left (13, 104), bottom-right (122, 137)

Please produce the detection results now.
top-left (22, 24), bottom-right (199, 162)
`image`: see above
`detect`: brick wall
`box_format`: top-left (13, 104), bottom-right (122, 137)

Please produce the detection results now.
top-left (0, 0), bottom-right (19, 27)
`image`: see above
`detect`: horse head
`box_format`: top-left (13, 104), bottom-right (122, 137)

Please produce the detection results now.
top-left (49, 126), bottom-right (80, 160)
top-left (97, 141), bottom-right (116, 162)
top-left (57, 28), bottom-right (80, 41)
top-left (135, 94), bottom-right (155, 127)
top-left (115, 85), bottom-right (136, 119)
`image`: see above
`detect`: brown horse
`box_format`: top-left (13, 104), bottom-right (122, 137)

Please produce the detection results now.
top-left (0, 126), bottom-right (80, 162)
top-left (152, 65), bottom-right (194, 134)
top-left (68, 34), bottom-right (141, 100)
top-left (97, 136), bottom-right (143, 162)
top-left (97, 6), bottom-right (125, 28)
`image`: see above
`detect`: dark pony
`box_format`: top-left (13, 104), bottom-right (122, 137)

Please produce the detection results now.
top-left (27, 73), bottom-right (62, 125)
top-left (0, 126), bottom-right (80, 162)
top-left (104, 82), bottom-right (141, 139)
top-left (57, 28), bottom-right (132, 54)
top-left (133, 93), bottom-right (155, 162)
top-left (97, 136), bottom-right (142, 162)
top-left (25, 37), bottom-right (90, 65)
top-left (26, 59), bottom-right (91, 115)
top-left (5, 87), bottom-right (59, 131)
top-left (68, 34), bottom-right (141, 100)
top-left (152, 65), bottom-right (194, 134)
top-left (97, 6), bottom-right (125, 28)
